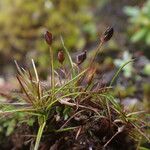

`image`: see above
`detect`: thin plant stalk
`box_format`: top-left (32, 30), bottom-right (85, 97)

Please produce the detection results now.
top-left (103, 126), bottom-right (125, 148)
top-left (49, 46), bottom-right (55, 91)
top-left (34, 120), bottom-right (46, 150)
top-left (90, 41), bottom-right (104, 67)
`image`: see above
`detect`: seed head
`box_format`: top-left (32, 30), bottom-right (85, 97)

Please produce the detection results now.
top-left (76, 50), bottom-right (87, 65)
top-left (101, 27), bottom-right (114, 43)
top-left (58, 50), bottom-right (65, 64)
top-left (45, 31), bottom-right (53, 45)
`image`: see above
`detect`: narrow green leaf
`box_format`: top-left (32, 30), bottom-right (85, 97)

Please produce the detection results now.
top-left (60, 36), bottom-right (75, 76)
top-left (54, 69), bottom-right (87, 95)
top-left (110, 59), bottom-right (134, 86)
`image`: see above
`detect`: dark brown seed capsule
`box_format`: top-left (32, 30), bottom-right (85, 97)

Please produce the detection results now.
top-left (76, 50), bottom-right (87, 65)
top-left (58, 50), bottom-right (65, 64)
top-left (45, 31), bottom-right (53, 45)
top-left (101, 27), bottom-right (114, 42)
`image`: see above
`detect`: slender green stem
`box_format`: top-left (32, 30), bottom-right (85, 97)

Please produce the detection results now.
top-left (0, 108), bottom-right (36, 114)
top-left (34, 120), bottom-right (46, 150)
top-left (49, 46), bottom-right (55, 91)
top-left (54, 126), bottom-right (79, 132)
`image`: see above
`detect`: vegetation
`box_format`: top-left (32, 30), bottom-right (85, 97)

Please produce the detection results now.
top-left (0, 27), bottom-right (149, 150)
top-left (124, 0), bottom-right (150, 45)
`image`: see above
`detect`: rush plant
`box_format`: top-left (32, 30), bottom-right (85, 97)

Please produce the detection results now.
top-left (0, 27), bottom-right (149, 150)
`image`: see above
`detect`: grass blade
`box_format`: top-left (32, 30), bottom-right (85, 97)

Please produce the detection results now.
top-left (60, 36), bottom-right (75, 76)
top-left (54, 69), bottom-right (87, 95)
top-left (110, 59), bottom-right (134, 86)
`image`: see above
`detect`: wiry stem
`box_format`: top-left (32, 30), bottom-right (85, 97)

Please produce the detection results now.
top-left (103, 126), bottom-right (125, 148)
top-left (49, 46), bottom-right (55, 90)
top-left (90, 41), bottom-right (104, 67)
top-left (34, 119), bottom-right (46, 150)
